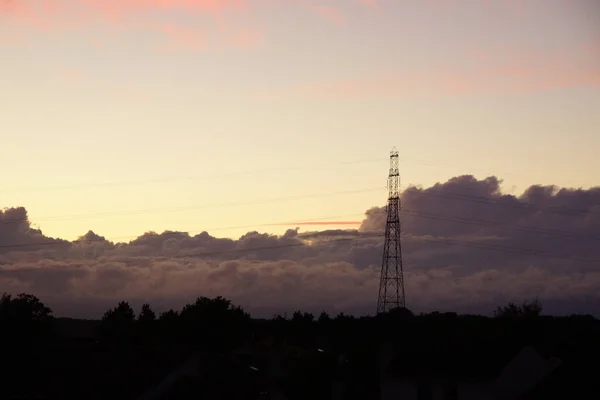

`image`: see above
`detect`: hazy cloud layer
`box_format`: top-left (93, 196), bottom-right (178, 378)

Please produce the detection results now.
top-left (261, 43), bottom-right (600, 101)
top-left (1, 175), bottom-right (599, 318)
top-left (0, 0), bottom-right (381, 50)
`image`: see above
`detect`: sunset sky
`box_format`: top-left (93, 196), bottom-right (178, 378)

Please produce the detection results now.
top-left (1, 0), bottom-right (600, 318)
top-left (1, 0), bottom-right (599, 242)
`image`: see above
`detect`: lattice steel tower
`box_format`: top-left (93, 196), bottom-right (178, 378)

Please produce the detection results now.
top-left (376, 147), bottom-right (406, 314)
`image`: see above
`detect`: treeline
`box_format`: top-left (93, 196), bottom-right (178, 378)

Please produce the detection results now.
top-left (3, 293), bottom-right (600, 377)
top-left (2, 292), bottom-right (600, 400)
top-left (2, 292), bottom-right (594, 329)
top-left (97, 296), bottom-right (251, 350)
top-left (0, 291), bottom-right (564, 325)
top-left (2, 292), bottom-right (596, 349)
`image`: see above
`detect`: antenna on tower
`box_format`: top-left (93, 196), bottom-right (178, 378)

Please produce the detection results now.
top-left (376, 147), bottom-right (406, 314)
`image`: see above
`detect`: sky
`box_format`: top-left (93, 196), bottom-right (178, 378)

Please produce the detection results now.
top-left (0, 0), bottom-right (599, 318)
top-left (1, 0), bottom-right (598, 241)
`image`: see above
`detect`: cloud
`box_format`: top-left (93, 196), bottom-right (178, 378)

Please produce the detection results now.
top-left (150, 22), bottom-right (209, 52)
top-left (0, 0), bottom-right (254, 51)
top-left (0, 207), bottom-right (67, 252)
top-left (310, 4), bottom-right (345, 25)
top-left (261, 44), bottom-right (600, 100)
top-left (81, 0), bottom-right (247, 15)
top-left (0, 0), bottom-right (366, 50)
top-left (1, 0), bottom-right (247, 19)
top-left (358, 0), bottom-right (381, 12)
top-left (1, 175), bottom-right (599, 318)
top-left (271, 221), bottom-right (362, 226)
top-left (224, 27), bottom-right (265, 50)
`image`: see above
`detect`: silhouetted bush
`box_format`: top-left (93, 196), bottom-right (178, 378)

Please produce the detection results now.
top-left (494, 299), bottom-right (543, 318)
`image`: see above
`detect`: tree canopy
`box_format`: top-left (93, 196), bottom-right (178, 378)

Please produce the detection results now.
top-left (0, 292), bottom-right (52, 322)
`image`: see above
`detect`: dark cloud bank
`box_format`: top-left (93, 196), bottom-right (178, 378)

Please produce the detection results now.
top-left (1, 175), bottom-right (599, 319)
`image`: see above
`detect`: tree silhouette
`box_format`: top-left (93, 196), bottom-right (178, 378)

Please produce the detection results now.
top-left (159, 309), bottom-right (179, 322)
top-left (0, 293), bottom-right (53, 342)
top-left (521, 298), bottom-right (543, 316)
top-left (135, 303), bottom-right (157, 341)
top-left (334, 312), bottom-right (355, 321)
top-left (318, 311), bottom-right (331, 323)
top-left (0, 293), bottom-right (52, 322)
top-left (103, 301), bottom-right (135, 323)
top-left (494, 299), bottom-right (542, 318)
top-left (138, 303), bottom-right (156, 322)
top-left (178, 296), bottom-right (250, 348)
top-left (6, 291), bottom-right (600, 400)
top-left (292, 310), bottom-right (314, 323)
top-left (99, 301), bottom-right (135, 341)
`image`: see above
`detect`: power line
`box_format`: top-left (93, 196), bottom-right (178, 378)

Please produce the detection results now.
top-left (0, 212), bottom-right (370, 248)
top-left (93, 212), bottom-right (369, 243)
top-left (101, 232), bottom-right (600, 264)
top-left (0, 225), bottom-right (598, 264)
top-left (170, 233), bottom-right (386, 259)
top-left (3, 168), bottom-right (596, 227)
top-left (0, 156), bottom-right (388, 194)
top-left (2, 194), bottom-right (598, 258)
top-left (0, 231), bottom-right (383, 251)
top-left (400, 209), bottom-right (600, 242)
top-left (3, 200), bottom-right (599, 252)
top-left (0, 187), bottom-right (383, 224)
top-left (410, 235), bottom-right (599, 264)
top-left (48, 207), bottom-right (600, 245)
top-left (409, 189), bottom-right (600, 217)
top-left (6, 181), bottom-right (597, 227)
top-left (395, 154), bottom-right (569, 190)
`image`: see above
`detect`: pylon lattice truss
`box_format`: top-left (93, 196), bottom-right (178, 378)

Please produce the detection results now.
top-left (376, 147), bottom-right (406, 314)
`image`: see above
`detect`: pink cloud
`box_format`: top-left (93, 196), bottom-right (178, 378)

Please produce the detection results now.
top-left (77, 0), bottom-right (247, 24)
top-left (425, 0), bottom-right (587, 18)
top-left (261, 44), bottom-right (600, 100)
top-left (0, 0), bottom-right (70, 30)
top-left (62, 0), bottom-right (246, 16)
top-left (0, 0), bottom-right (251, 50)
top-left (1, 0), bottom-right (380, 50)
top-left (225, 27), bottom-right (265, 49)
top-left (310, 4), bottom-right (345, 25)
top-left (0, 30), bottom-right (30, 47)
top-left (149, 22), bottom-right (209, 52)
top-left (358, 0), bottom-right (381, 12)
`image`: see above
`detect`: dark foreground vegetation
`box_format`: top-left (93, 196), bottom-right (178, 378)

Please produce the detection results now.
top-left (1, 293), bottom-right (599, 399)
